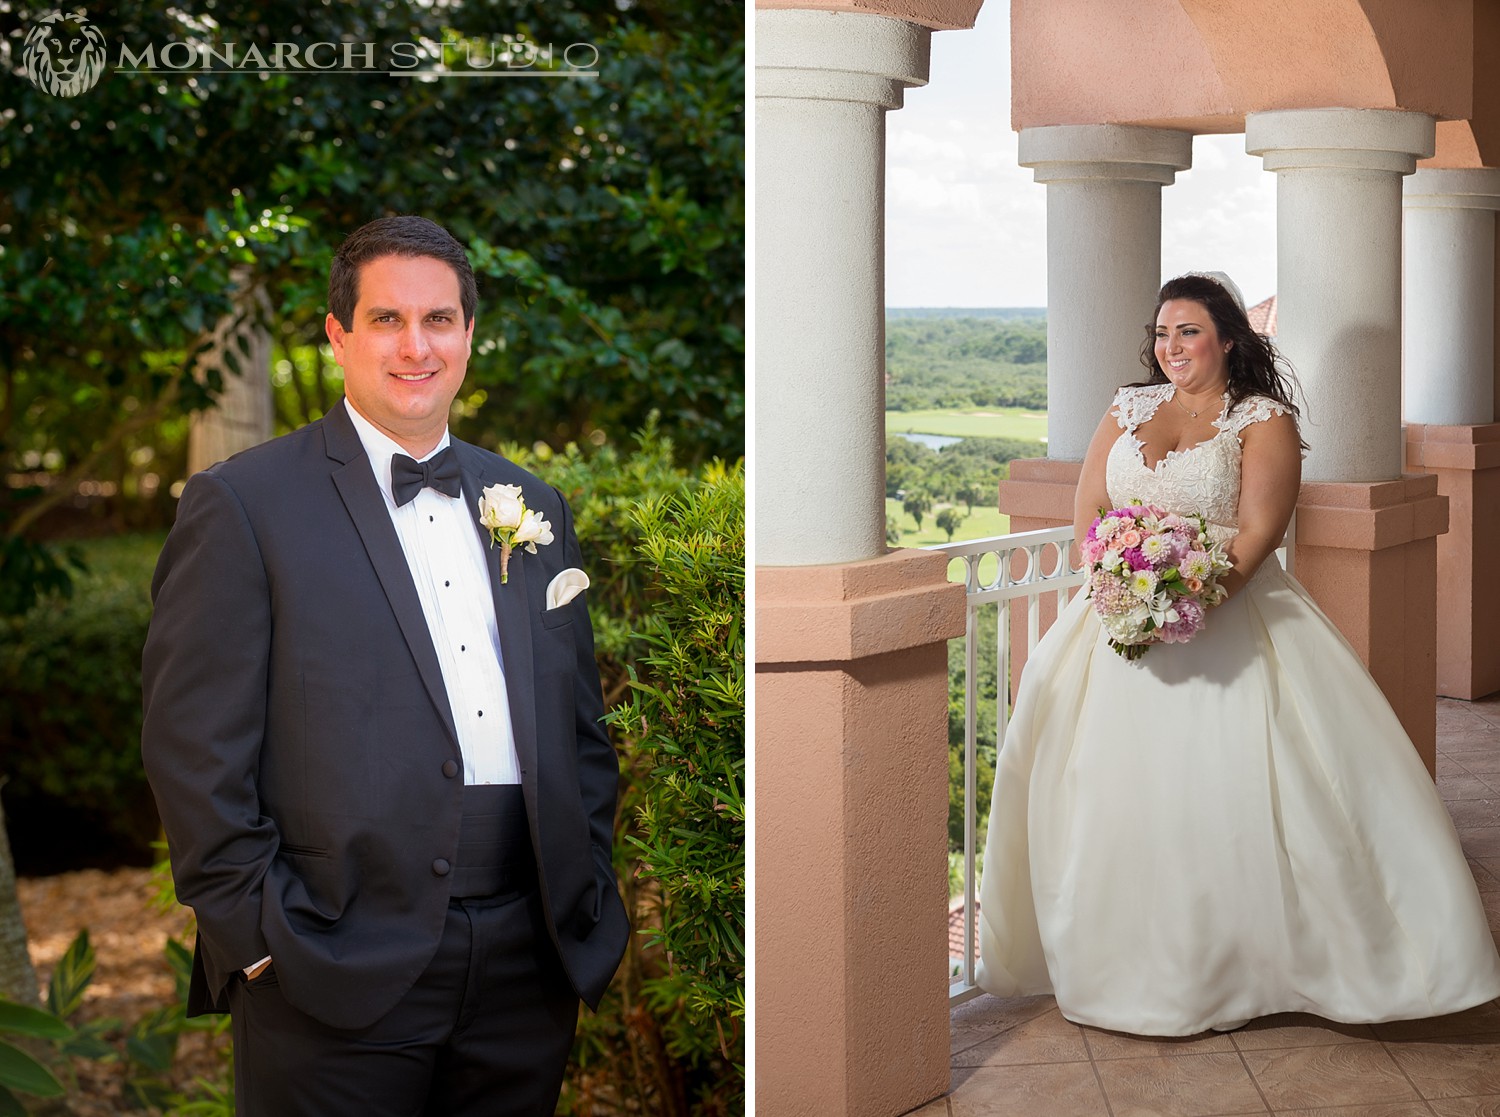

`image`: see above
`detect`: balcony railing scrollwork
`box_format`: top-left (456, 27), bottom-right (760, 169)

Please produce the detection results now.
top-left (930, 525), bottom-right (1085, 1005)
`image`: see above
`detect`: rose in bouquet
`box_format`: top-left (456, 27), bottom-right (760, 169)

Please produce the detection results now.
top-left (1079, 503), bottom-right (1232, 660)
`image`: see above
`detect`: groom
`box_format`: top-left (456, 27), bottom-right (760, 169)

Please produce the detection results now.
top-left (141, 216), bottom-right (628, 1116)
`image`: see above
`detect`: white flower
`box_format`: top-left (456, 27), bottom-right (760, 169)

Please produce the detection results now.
top-left (478, 483), bottom-right (525, 531)
top-left (476, 481), bottom-right (554, 584)
top-left (1101, 549), bottom-right (1123, 572)
top-left (1181, 550), bottom-right (1212, 579)
top-left (512, 507), bottom-right (554, 551)
top-left (1129, 569), bottom-right (1158, 598)
top-left (1139, 534), bottom-right (1170, 561)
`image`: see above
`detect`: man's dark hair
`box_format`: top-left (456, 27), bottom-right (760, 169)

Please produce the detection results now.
top-left (328, 216), bottom-right (479, 330)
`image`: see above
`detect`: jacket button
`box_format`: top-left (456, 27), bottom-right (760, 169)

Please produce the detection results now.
top-left (441, 760), bottom-right (459, 778)
top-left (432, 859), bottom-right (451, 876)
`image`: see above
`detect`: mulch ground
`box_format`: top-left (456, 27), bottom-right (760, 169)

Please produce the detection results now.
top-left (16, 868), bottom-right (232, 1116)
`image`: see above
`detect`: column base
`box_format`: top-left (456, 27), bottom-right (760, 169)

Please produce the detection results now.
top-left (1295, 475), bottom-right (1449, 774)
top-left (755, 550), bottom-right (965, 1117)
top-left (1406, 423), bottom-right (1500, 700)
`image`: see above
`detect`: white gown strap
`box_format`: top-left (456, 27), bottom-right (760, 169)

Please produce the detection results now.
top-left (1111, 383), bottom-right (1173, 432)
top-left (1217, 395), bottom-right (1295, 438)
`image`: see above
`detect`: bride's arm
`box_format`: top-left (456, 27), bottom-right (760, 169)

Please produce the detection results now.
top-left (1072, 408), bottom-right (1123, 545)
top-left (1220, 411), bottom-right (1302, 598)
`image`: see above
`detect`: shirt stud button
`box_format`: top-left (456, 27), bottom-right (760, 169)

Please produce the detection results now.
top-left (432, 858), bottom-right (451, 876)
top-left (441, 760), bottom-right (459, 778)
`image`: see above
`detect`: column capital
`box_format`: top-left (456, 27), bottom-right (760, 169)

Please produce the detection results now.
top-left (756, 0), bottom-right (982, 33)
top-left (756, 8), bottom-right (930, 109)
top-left (1246, 108), bottom-right (1435, 175)
top-left (1405, 167), bottom-right (1500, 211)
top-left (1018, 123), bottom-right (1193, 186)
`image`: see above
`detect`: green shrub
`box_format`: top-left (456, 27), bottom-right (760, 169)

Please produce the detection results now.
top-left (502, 417), bottom-right (694, 707)
top-left (565, 460), bottom-right (744, 1117)
top-left (0, 534), bottom-right (165, 868)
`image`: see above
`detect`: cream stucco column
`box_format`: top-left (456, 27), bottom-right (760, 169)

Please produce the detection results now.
top-left (756, 9), bottom-right (929, 566)
top-left (1403, 168), bottom-right (1500, 426)
top-left (1017, 125), bottom-right (1193, 461)
top-left (1246, 109), bottom-right (1435, 481)
top-left (1246, 109), bottom-right (1448, 768)
top-left (1403, 167), bottom-right (1500, 700)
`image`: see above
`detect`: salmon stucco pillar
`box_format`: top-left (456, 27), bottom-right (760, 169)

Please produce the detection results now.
top-left (756, 10), bottom-right (966, 1117)
top-left (1247, 108), bottom-right (1447, 770)
top-left (1403, 167), bottom-right (1500, 700)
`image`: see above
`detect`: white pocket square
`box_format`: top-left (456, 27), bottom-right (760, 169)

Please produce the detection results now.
top-left (546, 568), bottom-right (590, 610)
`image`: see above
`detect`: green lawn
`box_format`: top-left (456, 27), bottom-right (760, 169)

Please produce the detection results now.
top-left (888, 498), bottom-right (1009, 549)
top-left (886, 408), bottom-right (1048, 443)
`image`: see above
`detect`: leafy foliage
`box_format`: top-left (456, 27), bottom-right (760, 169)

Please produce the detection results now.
top-left (0, 999), bottom-right (69, 1114)
top-left (0, 928), bottom-right (229, 1114)
top-left (602, 461), bottom-right (744, 1114)
top-left (885, 315), bottom-right (1048, 412)
top-left (0, 535), bottom-right (163, 871)
top-left (887, 435), bottom-right (1042, 514)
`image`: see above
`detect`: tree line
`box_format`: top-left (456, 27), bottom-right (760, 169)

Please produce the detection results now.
top-left (886, 435), bottom-right (1043, 542)
top-left (885, 316), bottom-right (1047, 412)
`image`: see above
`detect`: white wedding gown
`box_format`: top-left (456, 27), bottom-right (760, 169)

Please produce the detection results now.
top-left (975, 383), bottom-right (1500, 1036)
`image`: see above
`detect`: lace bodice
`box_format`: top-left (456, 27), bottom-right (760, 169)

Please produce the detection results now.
top-left (1105, 383), bottom-right (1294, 542)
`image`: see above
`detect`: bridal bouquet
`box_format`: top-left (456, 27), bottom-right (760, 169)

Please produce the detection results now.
top-left (1080, 503), bottom-right (1232, 660)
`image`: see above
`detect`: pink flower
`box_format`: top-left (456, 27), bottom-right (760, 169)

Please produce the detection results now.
top-left (1159, 597), bottom-right (1205, 643)
top-left (1124, 547), bottom-right (1151, 571)
top-left (1184, 575), bottom-right (1204, 594)
top-left (1090, 570), bottom-right (1134, 615)
top-left (1119, 529), bottom-right (1143, 549)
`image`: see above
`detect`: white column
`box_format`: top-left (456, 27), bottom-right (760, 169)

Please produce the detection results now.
top-left (1402, 168), bottom-right (1500, 426)
top-left (756, 10), bottom-right (930, 566)
top-left (1018, 125), bottom-right (1193, 461)
top-left (1246, 109), bottom-right (1436, 481)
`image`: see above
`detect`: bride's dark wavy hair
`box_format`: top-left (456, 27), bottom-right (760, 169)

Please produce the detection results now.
top-left (1133, 274), bottom-right (1308, 448)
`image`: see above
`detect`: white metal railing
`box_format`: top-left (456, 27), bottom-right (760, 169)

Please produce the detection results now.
top-left (930, 513), bottom-right (1295, 1006)
top-left (930, 525), bottom-right (1085, 1005)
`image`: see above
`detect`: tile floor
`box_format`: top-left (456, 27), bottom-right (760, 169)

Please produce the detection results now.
top-left (911, 695), bottom-right (1500, 1117)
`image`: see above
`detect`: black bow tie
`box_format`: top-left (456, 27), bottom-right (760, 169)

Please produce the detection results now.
top-left (391, 447), bottom-right (462, 506)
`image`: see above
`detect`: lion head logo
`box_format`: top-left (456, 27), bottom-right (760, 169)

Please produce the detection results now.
top-left (22, 9), bottom-right (107, 97)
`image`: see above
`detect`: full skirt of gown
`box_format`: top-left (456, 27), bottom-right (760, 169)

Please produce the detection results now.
top-left (975, 557), bottom-right (1500, 1036)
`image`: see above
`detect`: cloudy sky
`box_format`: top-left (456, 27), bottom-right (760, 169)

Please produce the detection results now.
top-left (885, 2), bottom-right (1279, 310)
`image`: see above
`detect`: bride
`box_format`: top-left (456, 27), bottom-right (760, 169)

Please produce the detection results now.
top-left (975, 271), bottom-right (1500, 1036)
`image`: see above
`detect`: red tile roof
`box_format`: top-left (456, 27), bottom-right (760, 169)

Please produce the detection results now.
top-left (1247, 294), bottom-right (1277, 339)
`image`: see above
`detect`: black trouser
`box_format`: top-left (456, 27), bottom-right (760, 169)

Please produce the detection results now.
top-left (228, 786), bottom-right (578, 1117)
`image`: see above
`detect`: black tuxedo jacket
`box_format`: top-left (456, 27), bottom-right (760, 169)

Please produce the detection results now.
top-left (141, 401), bottom-right (628, 1030)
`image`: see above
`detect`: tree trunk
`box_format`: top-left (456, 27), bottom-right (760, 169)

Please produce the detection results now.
top-left (0, 784), bottom-right (41, 1007)
top-left (188, 275), bottom-right (274, 476)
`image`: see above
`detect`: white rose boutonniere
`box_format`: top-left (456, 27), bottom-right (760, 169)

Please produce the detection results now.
top-left (478, 483), bottom-right (555, 583)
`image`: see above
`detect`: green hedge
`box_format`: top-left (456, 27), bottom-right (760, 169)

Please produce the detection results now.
top-left (0, 534), bottom-right (165, 869)
top-left (570, 460), bottom-right (745, 1116)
